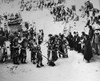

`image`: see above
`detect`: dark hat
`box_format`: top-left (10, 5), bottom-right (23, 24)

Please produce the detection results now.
top-left (48, 34), bottom-right (52, 37)
top-left (55, 35), bottom-right (58, 37)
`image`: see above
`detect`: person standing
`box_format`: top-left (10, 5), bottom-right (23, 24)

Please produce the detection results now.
top-left (93, 30), bottom-right (100, 55)
top-left (36, 44), bottom-right (44, 68)
top-left (20, 37), bottom-right (28, 64)
top-left (84, 36), bottom-right (93, 63)
top-left (12, 37), bottom-right (20, 64)
top-left (29, 38), bottom-right (37, 64)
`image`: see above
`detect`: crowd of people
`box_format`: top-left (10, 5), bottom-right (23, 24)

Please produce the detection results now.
top-left (0, 26), bottom-right (45, 68)
top-left (45, 33), bottom-right (68, 66)
top-left (19, 0), bottom-right (64, 11)
top-left (0, 23), bottom-right (100, 67)
top-left (0, 0), bottom-right (100, 68)
top-left (50, 4), bottom-right (77, 22)
top-left (0, 24), bottom-right (69, 68)
top-left (67, 25), bottom-right (100, 63)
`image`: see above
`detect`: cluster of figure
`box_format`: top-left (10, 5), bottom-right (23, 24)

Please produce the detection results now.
top-left (51, 5), bottom-right (66, 21)
top-left (20, 0), bottom-right (35, 11)
top-left (79, 0), bottom-right (100, 27)
top-left (20, 0), bottom-right (64, 11)
top-left (46, 34), bottom-right (68, 66)
top-left (80, 1), bottom-right (100, 62)
top-left (67, 23), bottom-right (100, 63)
top-left (0, 27), bottom-right (44, 68)
top-left (0, 26), bottom-right (69, 67)
top-left (67, 31), bottom-right (91, 63)
top-left (0, 0), bottom-right (100, 69)
top-left (50, 3), bottom-right (79, 23)
top-left (79, 0), bottom-right (99, 18)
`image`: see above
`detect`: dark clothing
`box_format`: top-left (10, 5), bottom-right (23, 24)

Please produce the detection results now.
top-left (52, 50), bottom-right (58, 61)
top-left (38, 35), bottom-right (43, 45)
top-left (89, 26), bottom-right (94, 40)
top-left (29, 38), bottom-right (37, 63)
top-left (84, 39), bottom-right (93, 62)
top-left (12, 37), bottom-right (19, 64)
top-left (20, 48), bottom-right (26, 63)
top-left (76, 36), bottom-right (81, 52)
top-left (52, 43), bottom-right (58, 61)
top-left (12, 45), bottom-right (19, 64)
top-left (67, 34), bottom-right (73, 49)
top-left (0, 36), bottom-right (6, 47)
top-left (31, 51), bottom-right (36, 61)
top-left (20, 38), bottom-right (28, 63)
top-left (12, 45), bottom-right (19, 58)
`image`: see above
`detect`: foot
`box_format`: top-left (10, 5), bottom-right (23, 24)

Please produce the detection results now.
top-left (31, 60), bottom-right (33, 62)
top-left (48, 61), bottom-right (55, 66)
top-left (37, 65), bottom-right (40, 68)
top-left (87, 60), bottom-right (90, 63)
top-left (33, 61), bottom-right (36, 64)
top-left (59, 55), bottom-right (61, 58)
top-left (63, 55), bottom-right (68, 58)
top-left (40, 63), bottom-right (44, 67)
top-left (63, 55), bottom-right (67, 58)
top-left (14, 62), bottom-right (20, 65)
top-left (23, 61), bottom-right (27, 64)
